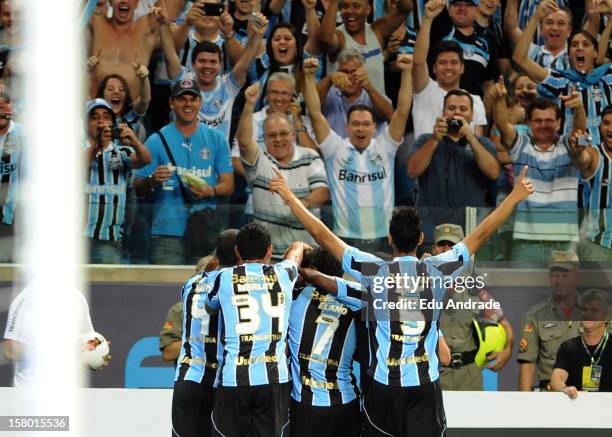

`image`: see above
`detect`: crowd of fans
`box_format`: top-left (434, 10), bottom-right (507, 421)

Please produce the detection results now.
top-left (3, 0), bottom-right (612, 265)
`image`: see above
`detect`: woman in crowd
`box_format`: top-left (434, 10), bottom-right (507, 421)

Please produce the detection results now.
top-left (95, 71), bottom-right (150, 142)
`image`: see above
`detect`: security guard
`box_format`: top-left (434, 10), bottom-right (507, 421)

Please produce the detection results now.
top-left (435, 224), bottom-right (514, 390)
top-left (159, 302), bottom-right (183, 365)
top-left (518, 251), bottom-right (582, 391)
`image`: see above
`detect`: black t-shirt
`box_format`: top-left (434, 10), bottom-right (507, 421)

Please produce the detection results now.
top-left (554, 334), bottom-right (612, 392)
top-left (429, 10), bottom-right (498, 97)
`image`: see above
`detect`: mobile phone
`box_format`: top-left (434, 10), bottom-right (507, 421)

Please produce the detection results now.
top-left (201, 3), bottom-right (224, 16)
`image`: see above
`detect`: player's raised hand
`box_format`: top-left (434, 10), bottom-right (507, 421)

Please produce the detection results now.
top-left (512, 165), bottom-right (534, 201)
top-left (269, 166), bottom-right (293, 202)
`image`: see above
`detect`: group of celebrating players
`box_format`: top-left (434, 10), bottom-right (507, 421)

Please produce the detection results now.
top-left (171, 165), bottom-right (533, 437)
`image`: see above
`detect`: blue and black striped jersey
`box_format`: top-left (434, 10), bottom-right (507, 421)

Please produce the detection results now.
top-left (288, 279), bottom-right (362, 406)
top-left (85, 142), bottom-right (133, 241)
top-left (341, 243), bottom-right (470, 387)
top-left (538, 65), bottom-right (612, 146)
top-left (176, 270), bottom-right (222, 387)
top-left (205, 260), bottom-right (298, 387)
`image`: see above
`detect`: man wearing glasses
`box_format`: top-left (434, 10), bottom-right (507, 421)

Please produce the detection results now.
top-left (236, 83), bottom-right (329, 258)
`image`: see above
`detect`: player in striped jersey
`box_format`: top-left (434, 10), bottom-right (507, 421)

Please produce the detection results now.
top-left (269, 165), bottom-right (534, 436)
top-left (85, 98), bottom-right (151, 264)
top-left (514, 1), bottom-right (612, 146)
top-left (579, 106), bottom-right (612, 260)
top-left (172, 229), bottom-right (239, 437)
top-left (302, 54), bottom-right (413, 252)
top-left (204, 224), bottom-right (305, 437)
top-left (0, 92), bottom-right (21, 262)
top-left (288, 247), bottom-right (362, 437)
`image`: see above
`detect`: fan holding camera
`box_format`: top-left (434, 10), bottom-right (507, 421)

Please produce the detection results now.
top-left (85, 98), bottom-right (151, 264)
top-left (492, 75), bottom-right (599, 261)
top-left (407, 88), bottom-right (500, 224)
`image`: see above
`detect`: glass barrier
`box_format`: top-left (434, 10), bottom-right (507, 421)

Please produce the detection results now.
top-left (6, 204), bottom-right (612, 266)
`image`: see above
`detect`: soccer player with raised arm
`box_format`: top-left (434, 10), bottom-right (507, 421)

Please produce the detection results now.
top-left (204, 224), bottom-right (306, 437)
top-left (269, 166), bottom-right (534, 436)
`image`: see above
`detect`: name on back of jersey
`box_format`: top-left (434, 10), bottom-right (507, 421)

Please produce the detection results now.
top-left (311, 290), bottom-right (348, 315)
top-left (232, 273), bottom-right (278, 292)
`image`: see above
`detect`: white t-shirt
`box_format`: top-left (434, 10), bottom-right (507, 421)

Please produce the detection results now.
top-left (3, 287), bottom-right (95, 387)
top-left (412, 78), bottom-right (487, 139)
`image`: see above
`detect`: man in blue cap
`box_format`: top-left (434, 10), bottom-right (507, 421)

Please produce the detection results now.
top-left (134, 78), bottom-right (234, 264)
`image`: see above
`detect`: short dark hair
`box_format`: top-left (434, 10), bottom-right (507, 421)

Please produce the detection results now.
top-left (389, 207), bottom-right (422, 253)
top-left (444, 89), bottom-right (473, 110)
top-left (570, 30), bottom-right (598, 53)
top-left (192, 41), bottom-right (223, 65)
top-left (526, 98), bottom-right (561, 120)
top-left (236, 224), bottom-right (271, 261)
top-left (430, 40), bottom-right (464, 65)
top-left (347, 104), bottom-right (375, 122)
top-left (216, 229), bottom-right (239, 267)
top-left (303, 247), bottom-right (343, 277)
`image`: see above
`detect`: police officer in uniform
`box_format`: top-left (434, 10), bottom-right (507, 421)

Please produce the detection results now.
top-left (159, 302), bottom-right (183, 365)
top-left (518, 251), bottom-right (583, 391)
top-left (435, 224), bottom-right (514, 390)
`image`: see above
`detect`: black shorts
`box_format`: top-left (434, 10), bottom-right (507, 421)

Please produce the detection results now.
top-left (290, 397), bottom-right (361, 437)
top-left (211, 382), bottom-right (290, 437)
top-left (362, 379), bottom-right (446, 437)
top-left (171, 380), bottom-right (215, 437)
